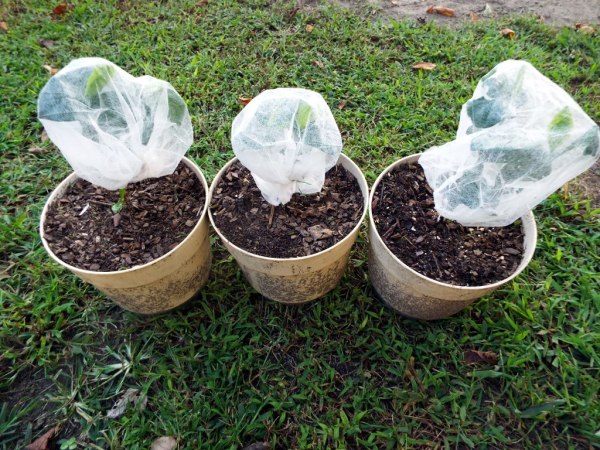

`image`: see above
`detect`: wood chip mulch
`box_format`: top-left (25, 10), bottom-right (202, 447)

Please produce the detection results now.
top-left (211, 161), bottom-right (364, 258)
top-left (372, 162), bottom-right (525, 286)
top-left (43, 162), bottom-right (205, 272)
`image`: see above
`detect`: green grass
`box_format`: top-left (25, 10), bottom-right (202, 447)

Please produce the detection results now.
top-left (1, 0), bottom-right (599, 448)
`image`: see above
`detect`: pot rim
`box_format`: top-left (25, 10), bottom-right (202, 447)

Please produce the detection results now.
top-left (368, 152), bottom-right (538, 291)
top-left (208, 153), bottom-right (369, 262)
top-left (39, 156), bottom-right (210, 276)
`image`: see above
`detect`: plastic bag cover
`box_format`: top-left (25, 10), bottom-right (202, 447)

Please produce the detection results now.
top-left (231, 88), bottom-right (343, 205)
top-left (419, 60), bottom-right (599, 227)
top-left (38, 57), bottom-right (193, 190)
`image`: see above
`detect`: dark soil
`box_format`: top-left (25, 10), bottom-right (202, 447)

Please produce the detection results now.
top-left (211, 161), bottom-right (363, 258)
top-left (43, 162), bottom-right (205, 272)
top-left (372, 162), bottom-right (525, 286)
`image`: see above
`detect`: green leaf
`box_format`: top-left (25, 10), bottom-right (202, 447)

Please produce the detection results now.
top-left (85, 64), bottom-right (116, 98)
top-left (548, 106), bottom-right (573, 151)
top-left (167, 89), bottom-right (187, 125)
top-left (295, 101), bottom-right (313, 131)
top-left (519, 400), bottom-right (566, 418)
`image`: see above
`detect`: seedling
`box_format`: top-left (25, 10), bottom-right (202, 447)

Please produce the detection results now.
top-left (112, 188), bottom-right (127, 214)
top-left (38, 57), bottom-right (193, 214)
top-left (231, 88), bottom-right (343, 205)
top-left (420, 60), bottom-right (600, 227)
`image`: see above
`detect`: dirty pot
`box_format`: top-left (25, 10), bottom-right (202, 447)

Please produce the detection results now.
top-left (40, 157), bottom-right (212, 314)
top-left (209, 154), bottom-right (369, 304)
top-left (368, 153), bottom-right (537, 320)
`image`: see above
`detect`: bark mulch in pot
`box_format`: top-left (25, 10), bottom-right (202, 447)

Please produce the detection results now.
top-left (43, 162), bottom-right (205, 272)
top-left (211, 161), bottom-right (364, 258)
top-left (372, 162), bottom-right (525, 286)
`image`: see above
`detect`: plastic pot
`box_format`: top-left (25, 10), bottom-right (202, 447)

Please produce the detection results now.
top-left (368, 153), bottom-right (537, 320)
top-left (40, 157), bottom-right (212, 314)
top-left (209, 154), bottom-right (369, 304)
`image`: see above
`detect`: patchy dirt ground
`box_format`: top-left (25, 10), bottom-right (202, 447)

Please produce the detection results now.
top-left (333, 0), bottom-right (600, 27)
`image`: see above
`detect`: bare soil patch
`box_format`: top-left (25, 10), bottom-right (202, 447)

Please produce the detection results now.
top-left (332, 0), bottom-right (599, 27)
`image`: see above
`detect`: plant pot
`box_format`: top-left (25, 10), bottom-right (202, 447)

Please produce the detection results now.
top-left (368, 153), bottom-right (537, 320)
top-left (40, 157), bottom-right (212, 314)
top-left (209, 154), bottom-right (369, 304)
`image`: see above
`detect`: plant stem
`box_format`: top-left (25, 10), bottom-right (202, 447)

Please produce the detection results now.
top-left (111, 187), bottom-right (127, 214)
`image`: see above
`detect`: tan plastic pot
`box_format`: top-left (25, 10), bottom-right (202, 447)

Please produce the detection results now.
top-left (40, 157), bottom-right (212, 314)
top-left (209, 154), bottom-right (369, 304)
top-left (368, 153), bottom-right (537, 320)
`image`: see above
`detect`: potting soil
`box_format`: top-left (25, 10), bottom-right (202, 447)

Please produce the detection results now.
top-left (211, 161), bottom-right (363, 258)
top-left (43, 162), bottom-right (205, 272)
top-left (372, 163), bottom-right (525, 286)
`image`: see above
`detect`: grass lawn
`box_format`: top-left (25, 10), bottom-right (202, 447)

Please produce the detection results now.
top-left (1, 1), bottom-right (599, 448)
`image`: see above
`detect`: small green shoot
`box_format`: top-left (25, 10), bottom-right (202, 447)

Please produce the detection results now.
top-left (111, 188), bottom-right (126, 214)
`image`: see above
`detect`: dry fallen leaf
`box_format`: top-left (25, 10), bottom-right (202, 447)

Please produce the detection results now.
top-left (41, 130), bottom-right (49, 142)
top-left (575, 23), bottom-right (596, 34)
top-left (305, 24), bottom-right (315, 33)
top-left (197, 0), bottom-right (208, 5)
top-left (239, 97), bottom-right (253, 105)
top-left (337, 100), bottom-right (347, 110)
top-left (150, 436), bottom-right (178, 450)
top-left (464, 349), bottom-right (498, 365)
top-left (106, 388), bottom-right (147, 419)
top-left (0, 21), bottom-right (8, 32)
top-left (412, 62), bottom-right (436, 70)
top-left (308, 224), bottom-right (334, 241)
top-left (313, 60), bottom-right (324, 69)
top-left (39, 39), bottom-right (56, 48)
top-left (43, 64), bottom-right (59, 75)
top-left (426, 5), bottom-right (455, 17)
top-left (25, 426), bottom-right (60, 450)
top-left (52, 3), bottom-right (69, 16)
top-left (28, 146), bottom-right (45, 154)
top-left (500, 28), bottom-right (516, 39)
top-left (469, 11), bottom-right (480, 22)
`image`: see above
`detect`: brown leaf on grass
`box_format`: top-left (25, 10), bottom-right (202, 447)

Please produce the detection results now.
top-left (337, 100), bottom-right (347, 110)
top-left (500, 28), bottom-right (516, 39)
top-left (39, 39), bottom-right (56, 48)
top-left (28, 146), bottom-right (45, 154)
top-left (305, 24), bottom-right (315, 33)
top-left (41, 130), bottom-right (49, 142)
top-left (197, 0), bottom-right (208, 6)
top-left (25, 426), bottom-right (60, 450)
top-left (150, 436), bottom-right (178, 450)
top-left (52, 3), bottom-right (70, 16)
top-left (313, 60), bottom-right (324, 69)
top-left (239, 97), bottom-right (253, 105)
top-left (0, 21), bottom-right (8, 32)
top-left (106, 388), bottom-right (147, 419)
top-left (469, 11), bottom-right (480, 22)
top-left (426, 5), bottom-right (455, 17)
top-left (575, 23), bottom-right (596, 34)
top-left (43, 64), bottom-right (59, 75)
top-left (287, 6), bottom-right (301, 18)
top-left (412, 62), bottom-right (436, 70)
top-left (464, 349), bottom-right (498, 365)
